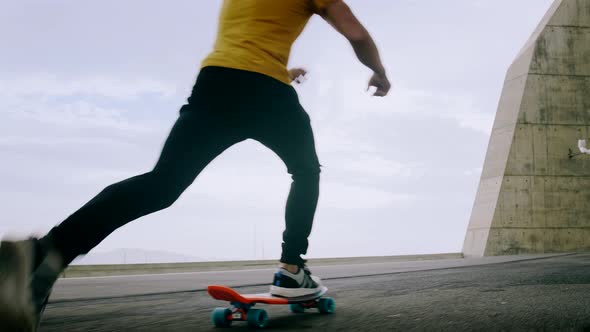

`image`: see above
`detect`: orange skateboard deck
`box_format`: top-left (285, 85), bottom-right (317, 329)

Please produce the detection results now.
top-left (207, 285), bottom-right (334, 328)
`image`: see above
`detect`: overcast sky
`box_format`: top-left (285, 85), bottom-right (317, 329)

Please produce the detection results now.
top-left (0, 0), bottom-right (554, 263)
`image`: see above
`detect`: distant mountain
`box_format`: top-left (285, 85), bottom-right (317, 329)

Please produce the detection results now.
top-left (72, 248), bottom-right (206, 265)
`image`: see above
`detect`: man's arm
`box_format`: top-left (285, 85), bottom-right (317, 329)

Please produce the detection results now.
top-left (320, 1), bottom-right (391, 97)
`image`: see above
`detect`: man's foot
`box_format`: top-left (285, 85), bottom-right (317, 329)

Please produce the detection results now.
top-left (0, 240), bottom-right (36, 331)
top-left (269, 265), bottom-right (323, 298)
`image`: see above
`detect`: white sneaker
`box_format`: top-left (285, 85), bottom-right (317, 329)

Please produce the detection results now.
top-left (269, 265), bottom-right (323, 298)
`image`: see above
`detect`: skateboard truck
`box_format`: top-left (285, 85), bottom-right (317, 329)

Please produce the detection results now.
top-left (212, 303), bottom-right (269, 329)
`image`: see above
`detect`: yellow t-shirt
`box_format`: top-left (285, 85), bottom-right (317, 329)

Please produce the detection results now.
top-left (201, 0), bottom-right (339, 85)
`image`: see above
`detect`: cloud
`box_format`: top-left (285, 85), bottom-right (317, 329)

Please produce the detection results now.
top-left (376, 84), bottom-right (494, 134)
top-left (5, 99), bottom-right (158, 134)
top-left (0, 74), bottom-right (177, 100)
top-left (333, 153), bottom-right (418, 178)
top-left (320, 181), bottom-right (415, 210)
top-left (185, 168), bottom-right (290, 211)
top-left (0, 134), bottom-right (138, 150)
top-left (0, 75), bottom-right (172, 201)
top-left (315, 126), bottom-right (378, 154)
top-left (0, 75), bottom-right (173, 141)
top-left (173, 142), bottom-right (416, 212)
top-left (308, 75), bottom-right (495, 135)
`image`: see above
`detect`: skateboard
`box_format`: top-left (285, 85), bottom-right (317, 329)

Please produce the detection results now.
top-left (207, 285), bottom-right (335, 328)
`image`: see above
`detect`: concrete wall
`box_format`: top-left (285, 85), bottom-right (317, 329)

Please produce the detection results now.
top-left (463, 0), bottom-right (590, 257)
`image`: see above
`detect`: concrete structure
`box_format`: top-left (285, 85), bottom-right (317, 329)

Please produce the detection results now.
top-left (463, 0), bottom-right (590, 257)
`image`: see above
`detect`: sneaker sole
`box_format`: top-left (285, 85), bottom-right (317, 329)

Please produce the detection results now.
top-left (0, 241), bottom-right (35, 331)
top-left (269, 285), bottom-right (323, 298)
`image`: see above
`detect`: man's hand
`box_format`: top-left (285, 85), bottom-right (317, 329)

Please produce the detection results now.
top-left (289, 68), bottom-right (308, 84)
top-left (322, 1), bottom-right (389, 97)
top-left (368, 72), bottom-right (391, 97)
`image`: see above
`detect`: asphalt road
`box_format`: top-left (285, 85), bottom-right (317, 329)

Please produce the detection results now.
top-left (40, 253), bottom-right (590, 331)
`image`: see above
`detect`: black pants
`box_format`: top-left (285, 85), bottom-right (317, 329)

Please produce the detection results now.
top-left (46, 66), bottom-right (321, 267)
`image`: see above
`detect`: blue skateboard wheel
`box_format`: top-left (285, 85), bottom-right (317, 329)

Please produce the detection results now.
top-left (211, 307), bottom-right (232, 328)
top-left (247, 308), bottom-right (269, 328)
top-left (317, 298), bottom-right (335, 314)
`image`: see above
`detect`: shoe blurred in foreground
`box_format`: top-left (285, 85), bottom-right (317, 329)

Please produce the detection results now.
top-left (0, 240), bottom-right (35, 331)
top-left (0, 238), bottom-right (62, 332)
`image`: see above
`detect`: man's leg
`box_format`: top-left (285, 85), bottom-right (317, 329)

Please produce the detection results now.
top-left (0, 103), bottom-right (243, 329)
top-left (248, 87), bottom-right (323, 298)
top-left (0, 101), bottom-right (244, 330)
top-left (43, 105), bottom-right (243, 266)
top-left (250, 98), bottom-right (321, 267)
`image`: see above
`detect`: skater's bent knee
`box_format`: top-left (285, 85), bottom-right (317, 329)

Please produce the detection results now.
top-left (290, 166), bottom-right (320, 183)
